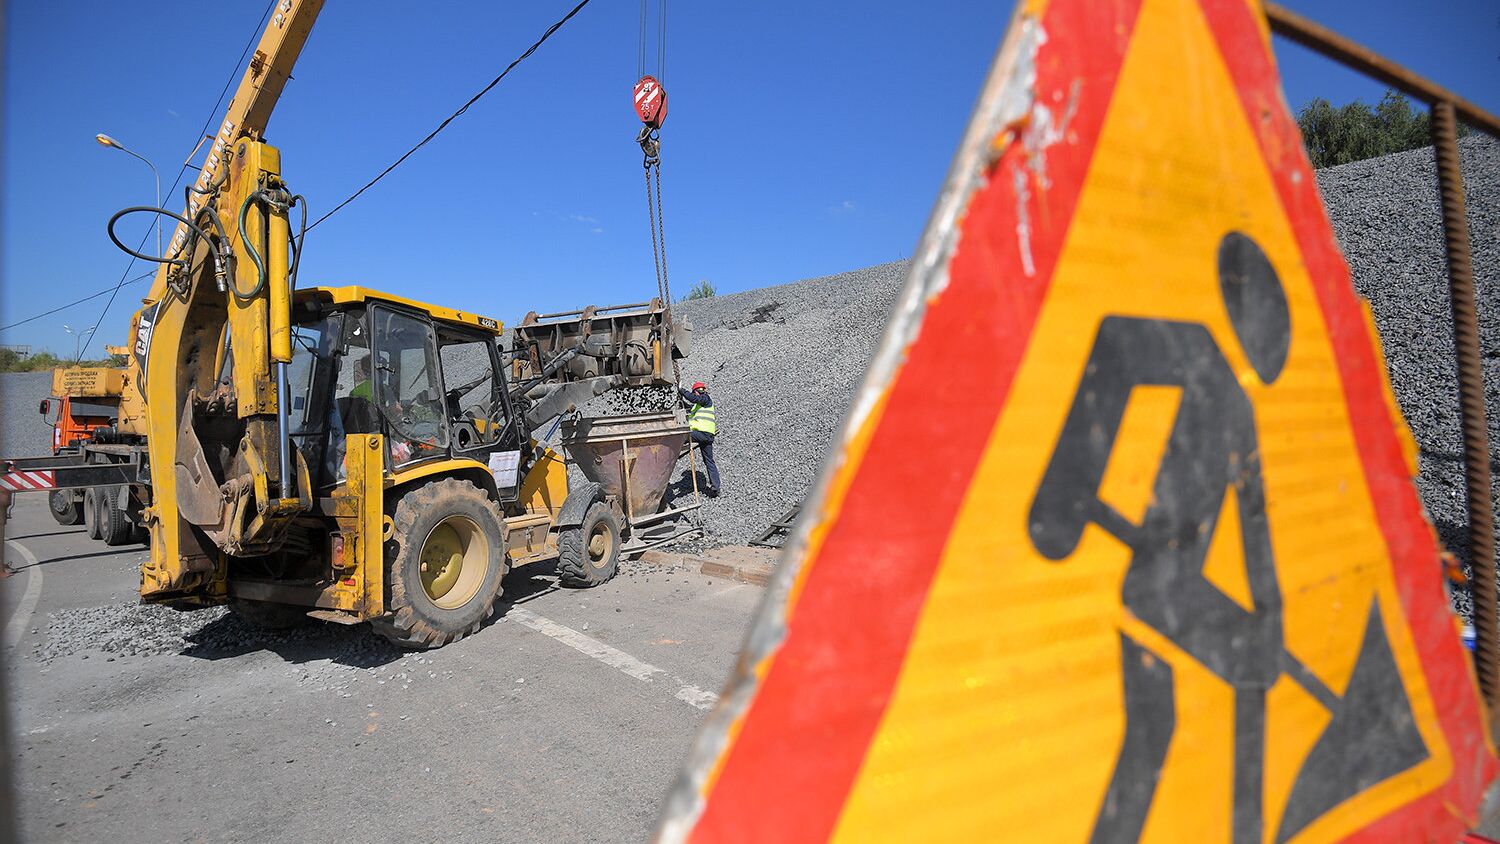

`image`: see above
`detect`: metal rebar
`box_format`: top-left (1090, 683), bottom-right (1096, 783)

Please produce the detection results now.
top-left (1432, 100), bottom-right (1499, 706)
top-left (1265, 4), bottom-right (1500, 140)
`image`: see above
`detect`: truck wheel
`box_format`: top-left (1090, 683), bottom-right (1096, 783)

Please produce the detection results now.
top-left (48, 491), bottom-right (83, 526)
top-left (557, 501), bottom-right (621, 588)
top-left (99, 488), bottom-right (136, 547)
top-left (372, 478), bottom-right (506, 649)
top-left (228, 598), bottom-right (312, 630)
top-left (83, 488), bottom-right (102, 540)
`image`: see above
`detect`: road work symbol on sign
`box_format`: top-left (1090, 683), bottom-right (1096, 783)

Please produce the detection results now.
top-left (660, 0), bottom-right (1497, 842)
top-left (1029, 231), bottom-right (1428, 844)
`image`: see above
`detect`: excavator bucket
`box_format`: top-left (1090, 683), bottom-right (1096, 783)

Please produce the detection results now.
top-left (512, 299), bottom-right (690, 388)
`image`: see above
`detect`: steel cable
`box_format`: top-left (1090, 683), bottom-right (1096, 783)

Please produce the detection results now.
top-left (7, 1), bottom-right (278, 352)
top-left (304, 0), bottom-right (593, 235)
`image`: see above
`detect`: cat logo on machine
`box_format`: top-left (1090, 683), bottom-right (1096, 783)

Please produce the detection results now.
top-left (661, 0), bottom-right (1498, 842)
top-left (133, 301), bottom-right (161, 391)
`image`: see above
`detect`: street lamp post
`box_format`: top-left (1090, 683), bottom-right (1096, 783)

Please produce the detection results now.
top-left (95, 133), bottom-right (161, 259)
top-left (62, 325), bottom-right (95, 363)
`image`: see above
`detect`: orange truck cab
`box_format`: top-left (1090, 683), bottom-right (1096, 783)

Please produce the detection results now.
top-left (39, 366), bottom-right (127, 528)
top-left (41, 367), bottom-right (125, 453)
top-left (40, 394), bottom-right (119, 453)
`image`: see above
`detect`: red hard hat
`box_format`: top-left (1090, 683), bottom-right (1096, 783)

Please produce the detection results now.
top-left (692, 381), bottom-right (706, 391)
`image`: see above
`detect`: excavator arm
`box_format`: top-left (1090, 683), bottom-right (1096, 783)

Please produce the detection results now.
top-left (130, 0), bottom-right (325, 599)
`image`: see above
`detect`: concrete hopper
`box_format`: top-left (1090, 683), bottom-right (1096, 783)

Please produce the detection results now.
top-left (561, 411), bottom-right (693, 524)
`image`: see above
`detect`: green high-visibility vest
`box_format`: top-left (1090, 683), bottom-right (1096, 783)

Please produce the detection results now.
top-left (688, 402), bottom-right (717, 435)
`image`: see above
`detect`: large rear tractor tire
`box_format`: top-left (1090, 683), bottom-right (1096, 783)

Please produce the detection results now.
top-left (48, 490), bottom-right (83, 526)
top-left (372, 478), bottom-right (507, 649)
top-left (557, 501), bottom-right (622, 588)
top-left (228, 598), bottom-right (313, 630)
top-left (83, 488), bottom-right (102, 540)
top-left (98, 488), bottom-right (136, 547)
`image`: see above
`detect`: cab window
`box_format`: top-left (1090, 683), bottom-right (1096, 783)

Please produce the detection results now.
top-left (438, 332), bottom-right (506, 453)
top-left (372, 307), bottom-right (449, 466)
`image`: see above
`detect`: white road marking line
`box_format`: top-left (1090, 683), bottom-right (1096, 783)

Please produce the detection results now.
top-left (674, 686), bottom-right (718, 709)
top-left (508, 606), bottom-right (719, 710)
top-left (3, 540), bottom-right (43, 650)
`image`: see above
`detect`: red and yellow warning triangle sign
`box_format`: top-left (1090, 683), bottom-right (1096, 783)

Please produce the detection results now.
top-left (660, 0), bottom-right (1498, 841)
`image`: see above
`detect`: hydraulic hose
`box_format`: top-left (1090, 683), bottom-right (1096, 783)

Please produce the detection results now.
top-left (287, 195), bottom-right (307, 294)
top-left (235, 190), bottom-right (271, 301)
top-left (193, 205), bottom-right (233, 294)
top-left (106, 206), bottom-right (209, 267)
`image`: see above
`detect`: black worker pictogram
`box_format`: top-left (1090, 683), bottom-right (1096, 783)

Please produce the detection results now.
top-left (1028, 231), bottom-right (1428, 844)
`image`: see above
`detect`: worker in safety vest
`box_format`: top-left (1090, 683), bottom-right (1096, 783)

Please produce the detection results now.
top-left (681, 381), bottom-right (720, 496)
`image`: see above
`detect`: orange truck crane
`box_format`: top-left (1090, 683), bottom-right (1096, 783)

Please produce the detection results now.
top-left (34, 361), bottom-right (147, 544)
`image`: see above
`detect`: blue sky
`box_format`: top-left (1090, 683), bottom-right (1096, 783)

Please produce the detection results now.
top-left (3, 0), bottom-right (1497, 356)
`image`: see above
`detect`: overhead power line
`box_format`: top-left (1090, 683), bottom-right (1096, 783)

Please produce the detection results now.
top-left (1, 2), bottom-right (277, 353)
top-left (305, 0), bottom-right (593, 233)
top-left (74, 0), bottom-right (279, 362)
top-left (10, 0), bottom-right (593, 344)
top-left (0, 272), bottom-right (156, 333)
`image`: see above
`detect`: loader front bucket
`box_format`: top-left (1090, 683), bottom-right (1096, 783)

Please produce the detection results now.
top-left (561, 411), bottom-right (690, 523)
top-left (512, 299), bottom-right (691, 388)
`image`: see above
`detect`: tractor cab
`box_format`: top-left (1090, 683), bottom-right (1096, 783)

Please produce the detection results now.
top-left (287, 286), bottom-right (524, 493)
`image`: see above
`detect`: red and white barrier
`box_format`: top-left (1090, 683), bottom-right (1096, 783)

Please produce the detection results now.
top-left (0, 470), bottom-right (56, 492)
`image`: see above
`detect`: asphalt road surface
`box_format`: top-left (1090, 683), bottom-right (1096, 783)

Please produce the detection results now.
top-left (0, 493), bottom-right (761, 843)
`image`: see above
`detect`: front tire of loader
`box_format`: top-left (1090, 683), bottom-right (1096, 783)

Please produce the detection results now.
top-left (557, 502), bottom-right (621, 588)
top-left (83, 488), bottom-right (102, 540)
top-left (372, 478), bottom-right (506, 650)
top-left (228, 598), bottom-right (313, 630)
top-left (49, 490), bottom-right (82, 526)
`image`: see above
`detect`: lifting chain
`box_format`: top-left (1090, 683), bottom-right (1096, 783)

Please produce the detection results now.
top-left (640, 127), bottom-right (681, 386)
top-left (635, 0), bottom-right (675, 388)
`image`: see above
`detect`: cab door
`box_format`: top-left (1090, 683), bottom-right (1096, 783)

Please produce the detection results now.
top-left (371, 306), bottom-right (451, 468)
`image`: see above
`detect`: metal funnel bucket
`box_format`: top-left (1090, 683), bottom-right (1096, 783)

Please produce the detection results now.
top-left (561, 411), bottom-right (690, 523)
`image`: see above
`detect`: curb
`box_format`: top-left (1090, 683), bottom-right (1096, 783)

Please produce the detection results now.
top-left (637, 545), bottom-right (778, 586)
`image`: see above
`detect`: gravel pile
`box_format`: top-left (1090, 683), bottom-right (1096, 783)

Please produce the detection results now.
top-left (658, 262), bottom-right (909, 545)
top-left (595, 385), bottom-right (677, 416)
top-left (1316, 136), bottom-right (1499, 616)
top-left (33, 604), bottom-right (230, 662)
top-left (0, 370), bottom-right (52, 455)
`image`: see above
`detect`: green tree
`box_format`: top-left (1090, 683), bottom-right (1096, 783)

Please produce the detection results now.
top-left (682, 279), bottom-right (716, 301)
top-left (0, 349), bottom-right (120, 373)
top-left (1296, 90), bottom-right (1465, 169)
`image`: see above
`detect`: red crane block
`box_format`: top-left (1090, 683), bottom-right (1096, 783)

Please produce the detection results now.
top-left (634, 75), bottom-right (667, 129)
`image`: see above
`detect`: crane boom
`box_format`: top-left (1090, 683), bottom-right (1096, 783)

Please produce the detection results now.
top-left (148, 0), bottom-right (324, 305)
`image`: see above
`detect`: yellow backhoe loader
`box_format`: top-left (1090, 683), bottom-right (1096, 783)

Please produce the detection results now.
top-left (103, 0), bottom-right (687, 647)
